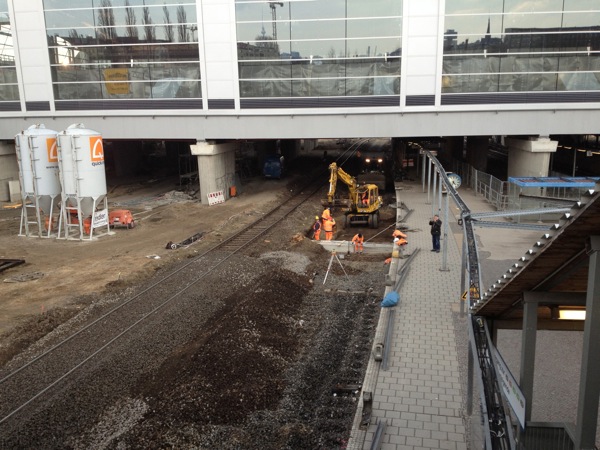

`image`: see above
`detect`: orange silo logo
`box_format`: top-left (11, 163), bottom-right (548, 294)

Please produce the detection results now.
top-left (90, 136), bottom-right (104, 163)
top-left (47, 137), bottom-right (58, 163)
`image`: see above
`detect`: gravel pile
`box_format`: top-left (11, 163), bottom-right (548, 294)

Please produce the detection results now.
top-left (0, 180), bottom-right (391, 449)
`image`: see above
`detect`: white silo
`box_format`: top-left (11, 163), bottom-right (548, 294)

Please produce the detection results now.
top-left (14, 124), bottom-right (60, 237)
top-left (57, 124), bottom-right (110, 240)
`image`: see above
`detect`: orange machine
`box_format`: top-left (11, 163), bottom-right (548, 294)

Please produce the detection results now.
top-left (109, 209), bottom-right (135, 229)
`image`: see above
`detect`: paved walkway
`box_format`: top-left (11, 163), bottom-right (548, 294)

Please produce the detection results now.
top-left (348, 180), bottom-right (472, 450)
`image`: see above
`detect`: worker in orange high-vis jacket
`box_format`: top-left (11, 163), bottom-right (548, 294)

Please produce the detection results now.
top-left (352, 233), bottom-right (364, 253)
top-left (322, 207), bottom-right (331, 220)
top-left (393, 229), bottom-right (408, 257)
top-left (312, 216), bottom-right (322, 241)
top-left (323, 216), bottom-right (336, 241)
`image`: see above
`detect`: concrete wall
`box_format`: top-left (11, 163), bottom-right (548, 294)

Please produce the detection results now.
top-left (0, 142), bottom-right (19, 202)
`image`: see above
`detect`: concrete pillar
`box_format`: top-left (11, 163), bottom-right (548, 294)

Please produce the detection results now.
top-left (505, 137), bottom-right (558, 179)
top-left (303, 139), bottom-right (317, 153)
top-left (190, 141), bottom-right (237, 205)
top-left (465, 136), bottom-right (489, 172)
top-left (0, 142), bottom-right (19, 202)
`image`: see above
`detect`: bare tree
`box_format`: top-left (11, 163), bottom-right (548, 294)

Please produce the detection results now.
top-left (142, 6), bottom-right (155, 42)
top-left (163, 5), bottom-right (174, 42)
top-left (97, 0), bottom-right (116, 43)
top-left (177, 6), bottom-right (188, 42)
top-left (125, 0), bottom-right (138, 39)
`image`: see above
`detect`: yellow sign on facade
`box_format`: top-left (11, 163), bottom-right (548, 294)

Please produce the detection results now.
top-left (103, 68), bottom-right (130, 95)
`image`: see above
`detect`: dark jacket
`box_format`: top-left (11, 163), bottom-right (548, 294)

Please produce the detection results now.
top-left (429, 219), bottom-right (441, 235)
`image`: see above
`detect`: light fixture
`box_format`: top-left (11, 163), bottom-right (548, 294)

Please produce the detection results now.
top-left (558, 308), bottom-right (586, 321)
top-left (365, 158), bottom-right (371, 163)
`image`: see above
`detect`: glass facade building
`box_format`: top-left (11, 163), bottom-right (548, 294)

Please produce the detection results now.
top-left (443, 0), bottom-right (600, 93)
top-left (0, 0), bottom-right (598, 115)
top-left (0, 0), bottom-right (19, 105)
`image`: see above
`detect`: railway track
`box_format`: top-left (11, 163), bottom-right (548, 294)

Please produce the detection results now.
top-left (0, 174), bottom-right (325, 430)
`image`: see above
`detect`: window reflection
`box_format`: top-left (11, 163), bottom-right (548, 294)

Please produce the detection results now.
top-left (43, 1), bottom-right (201, 100)
top-left (444, 1), bottom-right (600, 93)
top-left (0, 3), bottom-right (18, 102)
top-left (235, 0), bottom-right (403, 98)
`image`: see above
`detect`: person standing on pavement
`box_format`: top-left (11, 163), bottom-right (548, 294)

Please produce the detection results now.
top-left (312, 216), bottom-right (322, 241)
top-left (352, 233), bottom-right (364, 253)
top-left (429, 214), bottom-right (442, 252)
top-left (323, 215), bottom-right (336, 241)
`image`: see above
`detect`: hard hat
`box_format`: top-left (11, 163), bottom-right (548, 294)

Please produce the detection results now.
top-left (315, 216), bottom-right (319, 220)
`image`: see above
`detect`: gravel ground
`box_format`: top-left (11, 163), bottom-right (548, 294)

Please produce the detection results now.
top-left (0, 171), bottom-right (391, 449)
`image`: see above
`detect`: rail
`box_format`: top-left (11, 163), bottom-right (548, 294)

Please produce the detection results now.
top-left (0, 170), bottom-right (327, 427)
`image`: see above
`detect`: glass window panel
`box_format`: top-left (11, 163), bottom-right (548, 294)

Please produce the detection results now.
top-left (563, 0), bottom-right (600, 12)
top-left (503, 12), bottom-right (562, 30)
top-left (0, 83), bottom-right (19, 101)
top-left (45, 9), bottom-right (95, 29)
top-left (44, 0), bottom-right (93, 9)
top-left (239, 79), bottom-right (292, 97)
top-left (237, 40), bottom-right (291, 60)
top-left (442, 73), bottom-right (501, 93)
top-left (558, 71), bottom-right (600, 90)
top-left (444, 14), bottom-right (503, 41)
top-left (443, 55), bottom-right (501, 74)
top-left (562, 12), bottom-right (600, 28)
top-left (291, 38), bottom-right (344, 59)
top-left (235, 2), bottom-right (290, 23)
top-left (290, 19), bottom-right (345, 41)
top-left (348, 0), bottom-right (401, 18)
top-left (0, 0), bottom-right (8, 11)
top-left (347, 18), bottom-right (401, 38)
top-left (0, 66), bottom-right (17, 83)
top-left (49, 43), bottom-right (199, 65)
top-left (239, 60), bottom-right (294, 80)
top-left (504, 0), bottom-right (563, 13)
top-left (347, 37), bottom-right (401, 57)
top-left (445, 0), bottom-right (503, 15)
top-left (290, 1), bottom-right (344, 21)
top-left (237, 21), bottom-right (291, 43)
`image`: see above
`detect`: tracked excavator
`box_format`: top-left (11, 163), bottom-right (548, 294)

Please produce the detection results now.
top-left (323, 162), bottom-right (383, 228)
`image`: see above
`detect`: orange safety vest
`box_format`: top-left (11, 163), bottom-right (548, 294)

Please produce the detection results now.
top-left (323, 218), bottom-right (335, 232)
top-left (352, 234), bottom-right (364, 244)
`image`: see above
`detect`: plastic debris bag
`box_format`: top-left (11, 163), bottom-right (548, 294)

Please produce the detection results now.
top-left (381, 291), bottom-right (399, 307)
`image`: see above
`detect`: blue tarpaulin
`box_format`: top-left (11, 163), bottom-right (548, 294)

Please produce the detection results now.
top-left (381, 291), bottom-right (400, 307)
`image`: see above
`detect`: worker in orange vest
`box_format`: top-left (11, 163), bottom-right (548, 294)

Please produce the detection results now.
top-left (393, 229), bottom-right (408, 257)
top-left (323, 216), bottom-right (336, 241)
top-left (352, 233), bottom-right (364, 253)
top-left (312, 216), bottom-right (322, 241)
top-left (322, 207), bottom-right (331, 220)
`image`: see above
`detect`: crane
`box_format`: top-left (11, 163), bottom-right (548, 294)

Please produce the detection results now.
top-left (269, 2), bottom-right (283, 41)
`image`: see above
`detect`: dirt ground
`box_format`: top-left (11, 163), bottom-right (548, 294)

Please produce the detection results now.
top-left (0, 175), bottom-right (291, 356)
top-left (0, 157), bottom-right (395, 362)
top-left (0, 155), bottom-right (399, 449)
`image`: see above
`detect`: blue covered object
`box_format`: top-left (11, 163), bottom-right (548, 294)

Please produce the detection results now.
top-left (381, 291), bottom-right (399, 307)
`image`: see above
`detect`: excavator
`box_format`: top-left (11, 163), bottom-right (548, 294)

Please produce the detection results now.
top-left (323, 162), bottom-right (383, 228)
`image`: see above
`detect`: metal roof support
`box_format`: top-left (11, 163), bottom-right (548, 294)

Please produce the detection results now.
top-left (574, 235), bottom-right (600, 450)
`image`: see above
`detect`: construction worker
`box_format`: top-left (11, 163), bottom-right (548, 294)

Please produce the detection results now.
top-left (393, 229), bottom-right (408, 257)
top-left (312, 216), bottom-right (322, 241)
top-left (352, 233), bottom-right (364, 253)
top-left (323, 216), bottom-right (336, 241)
top-left (322, 207), bottom-right (331, 220)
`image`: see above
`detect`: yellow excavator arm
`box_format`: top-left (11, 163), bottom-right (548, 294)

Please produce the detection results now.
top-left (327, 162), bottom-right (358, 203)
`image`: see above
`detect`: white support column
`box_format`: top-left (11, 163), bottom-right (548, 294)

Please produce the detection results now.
top-left (190, 141), bottom-right (237, 205)
top-left (505, 137), bottom-right (558, 179)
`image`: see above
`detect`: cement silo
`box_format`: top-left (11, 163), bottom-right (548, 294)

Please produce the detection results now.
top-left (14, 124), bottom-right (60, 237)
top-left (57, 124), bottom-right (110, 240)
